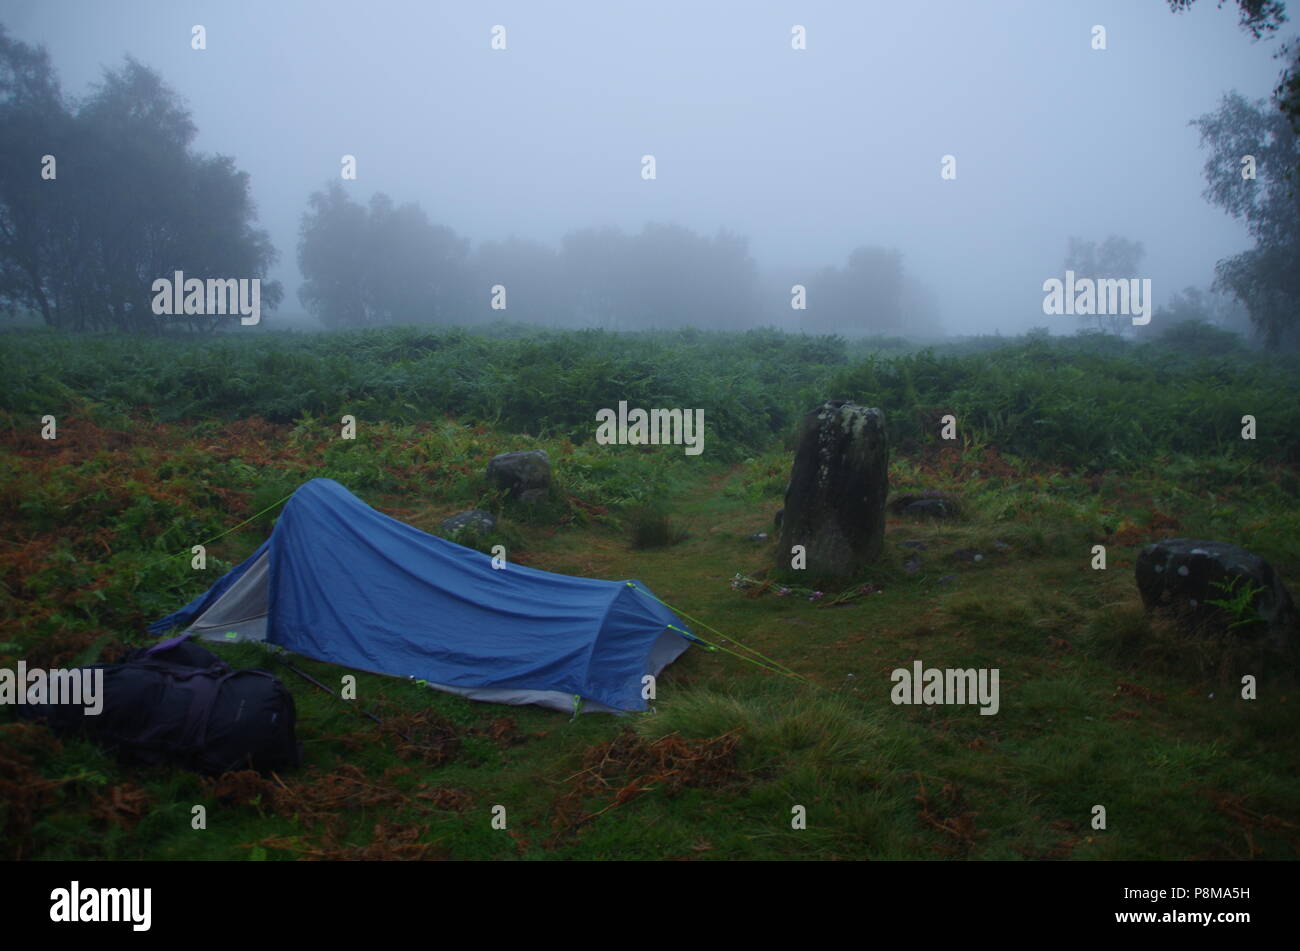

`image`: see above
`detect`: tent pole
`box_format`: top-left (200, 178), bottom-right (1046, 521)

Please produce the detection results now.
top-left (273, 653), bottom-right (410, 740)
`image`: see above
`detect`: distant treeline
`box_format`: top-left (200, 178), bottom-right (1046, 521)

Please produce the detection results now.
top-left (298, 181), bottom-right (941, 334)
top-left (0, 26), bottom-right (934, 337)
top-left (3, 20), bottom-right (1296, 342)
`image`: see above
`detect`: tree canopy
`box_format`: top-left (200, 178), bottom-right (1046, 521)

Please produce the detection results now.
top-left (1193, 91), bottom-right (1300, 346)
top-left (0, 26), bottom-right (281, 332)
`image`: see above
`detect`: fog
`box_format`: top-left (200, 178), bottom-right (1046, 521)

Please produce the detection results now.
top-left (3, 0), bottom-right (1285, 334)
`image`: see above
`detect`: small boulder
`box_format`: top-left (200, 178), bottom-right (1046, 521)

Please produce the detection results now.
top-left (487, 450), bottom-right (551, 502)
top-left (891, 491), bottom-right (960, 519)
top-left (1135, 538), bottom-right (1297, 649)
top-left (905, 500), bottom-right (953, 519)
top-left (438, 509), bottom-right (497, 540)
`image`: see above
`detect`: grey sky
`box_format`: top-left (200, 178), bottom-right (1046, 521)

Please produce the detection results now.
top-left (3, 0), bottom-right (1287, 333)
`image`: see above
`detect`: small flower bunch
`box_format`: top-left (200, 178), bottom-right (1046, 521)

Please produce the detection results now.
top-left (820, 582), bottom-right (885, 607)
top-left (728, 572), bottom-right (879, 606)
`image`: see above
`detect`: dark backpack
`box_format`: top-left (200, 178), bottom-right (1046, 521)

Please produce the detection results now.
top-left (21, 635), bottom-right (301, 776)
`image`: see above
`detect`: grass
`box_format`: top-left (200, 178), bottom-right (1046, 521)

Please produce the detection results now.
top-left (4, 322), bottom-right (1297, 469)
top-left (625, 500), bottom-right (690, 549)
top-left (1, 324), bottom-right (1298, 860)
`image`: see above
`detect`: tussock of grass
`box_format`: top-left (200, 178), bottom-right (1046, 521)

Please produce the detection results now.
top-left (625, 502), bottom-right (689, 549)
top-left (638, 679), bottom-right (885, 771)
top-left (1085, 600), bottom-right (1299, 685)
top-left (631, 681), bottom-right (934, 857)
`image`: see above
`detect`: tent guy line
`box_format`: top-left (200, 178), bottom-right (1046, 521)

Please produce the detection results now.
top-left (137, 488), bottom-right (297, 574)
top-left (624, 583), bottom-right (805, 682)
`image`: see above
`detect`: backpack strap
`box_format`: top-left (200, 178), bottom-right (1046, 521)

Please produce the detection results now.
top-left (143, 632), bottom-right (195, 656)
top-left (126, 663), bottom-right (227, 756)
top-left (177, 670), bottom-right (229, 754)
top-left (183, 669), bottom-right (283, 771)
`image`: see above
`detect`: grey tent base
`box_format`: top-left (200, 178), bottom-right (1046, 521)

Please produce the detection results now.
top-left (179, 550), bottom-right (687, 715)
top-left (420, 629), bottom-right (689, 714)
top-left (181, 550), bottom-right (271, 644)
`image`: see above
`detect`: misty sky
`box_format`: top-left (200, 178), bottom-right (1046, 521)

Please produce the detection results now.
top-left (3, 0), bottom-right (1287, 334)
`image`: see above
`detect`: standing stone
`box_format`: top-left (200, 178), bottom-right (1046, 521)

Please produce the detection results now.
top-left (487, 450), bottom-right (551, 502)
top-left (777, 401), bottom-right (888, 579)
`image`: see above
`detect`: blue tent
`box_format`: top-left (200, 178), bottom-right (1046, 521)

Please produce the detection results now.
top-left (150, 478), bottom-right (693, 714)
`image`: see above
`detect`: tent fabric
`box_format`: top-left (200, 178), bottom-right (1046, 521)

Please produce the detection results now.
top-left (150, 478), bottom-right (692, 714)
